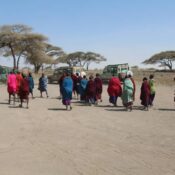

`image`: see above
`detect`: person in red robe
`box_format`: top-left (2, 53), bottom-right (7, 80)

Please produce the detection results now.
top-left (140, 77), bottom-right (150, 110)
top-left (18, 74), bottom-right (30, 108)
top-left (71, 73), bottom-right (78, 98)
top-left (107, 76), bottom-right (122, 106)
top-left (7, 71), bottom-right (17, 104)
top-left (16, 71), bottom-right (23, 96)
top-left (94, 73), bottom-right (103, 105)
top-left (86, 75), bottom-right (95, 105)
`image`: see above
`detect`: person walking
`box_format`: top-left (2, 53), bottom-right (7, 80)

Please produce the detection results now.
top-left (28, 72), bottom-right (34, 98)
top-left (140, 77), bottom-right (150, 110)
top-left (18, 73), bottom-right (30, 108)
top-left (122, 71), bottom-right (135, 111)
top-left (7, 71), bottom-right (17, 104)
top-left (107, 76), bottom-right (122, 106)
top-left (149, 74), bottom-right (156, 106)
top-left (62, 72), bottom-right (73, 110)
top-left (94, 73), bottom-right (103, 105)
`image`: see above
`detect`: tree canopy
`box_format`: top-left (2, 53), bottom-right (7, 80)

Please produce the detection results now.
top-left (143, 51), bottom-right (175, 70)
top-left (59, 51), bottom-right (106, 70)
top-left (0, 24), bottom-right (106, 72)
top-left (0, 24), bottom-right (52, 71)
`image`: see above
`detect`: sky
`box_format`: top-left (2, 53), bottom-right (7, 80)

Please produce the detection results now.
top-left (0, 0), bottom-right (175, 69)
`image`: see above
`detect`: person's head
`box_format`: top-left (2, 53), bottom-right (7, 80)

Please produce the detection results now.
top-left (96, 73), bottom-right (100, 77)
top-left (29, 72), bottom-right (32, 77)
top-left (149, 74), bottom-right (154, 79)
top-left (65, 71), bottom-right (71, 77)
top-left (22, 73), bottom-right (26, 78)
top-left (10, 69), bottom-right (15, 74)
top-left (80, 71), bottom-right (86, 77)
top-left (89, 75), bottom-right (93, 80)
top-left (143, 77), bottom-right (147, 82)
top-left (62, 71), bottom-right (66, 76)
top-left (76, 72), bottom-right (80, 77)
top-left (42, 73), bottom-right (45, 77)
top-left (126, 71), bottom-right (133, 78)
top-left (83, 75), bottom-right (86, 79)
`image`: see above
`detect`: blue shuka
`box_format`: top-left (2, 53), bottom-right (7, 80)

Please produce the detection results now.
top-left (62, 77), bottom-right (73, 105)
top-left (39, 77), bottom-right (47, 92)
top-left (79, 78), bottom-right (88, 100)
top-left (28, 76), bottom-right (34, 93)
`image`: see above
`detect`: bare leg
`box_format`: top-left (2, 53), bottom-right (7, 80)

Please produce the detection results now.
top-left (19, 98), bottom-right (23, 108)
top-left (32, 92), bottom-right (34, 98)
top-left (9, 94), bottom-right (11, 104)
top-left (46, 90), bottom-right (49, 98)
top-left (13, 93), bottom-right (15, 105)
top-left (26, 97), bottom-right (29, 108)
top-left (40, 91), bottom-right (43, 98)
top-left (70, 104), bottom-right (72, 110)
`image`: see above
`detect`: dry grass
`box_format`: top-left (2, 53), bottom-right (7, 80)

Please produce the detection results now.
top-left (87, 68), bottom-right (175, 86)
top-left (132, 69), bottom-right (175, 86)
top-left (26, 68), bottom-right (175, 86)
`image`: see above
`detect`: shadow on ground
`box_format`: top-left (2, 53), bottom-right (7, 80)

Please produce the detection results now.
top-left (158, 108), bottom-right (175, 112)
top-left (48, 108), bottom-right (67, 111)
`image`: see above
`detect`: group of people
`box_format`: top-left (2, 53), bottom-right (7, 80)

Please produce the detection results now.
top-left (7, 71), bottom-right (49, 108)
top-left (107, 71), bottom-right (155, 111)
top-left (7, 71), bottom-right (34, 108)
top-left (58, 70), bottom-right (156, 111)
top-left (140, 75), bottom-right (156, 110)
top-left (6, 69), bottom-right (156, 111)
top-left (58, 72), bottom-right (103, 110)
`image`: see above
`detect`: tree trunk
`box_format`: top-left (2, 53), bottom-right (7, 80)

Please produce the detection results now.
top-left (160, 60), bottom-right (173, 70)
top-left (9, 44), bottom-right (16, 69)
top-left (34, 64), bottom-right (41, 74)
top-left (16, 52), bottom-right (23, 70)
top-left (17, 56), bottom-right (21, 70)
top-left (86, 62), bottom-right (90, 70)
top-left (167, 64), bottom-right (172, 70)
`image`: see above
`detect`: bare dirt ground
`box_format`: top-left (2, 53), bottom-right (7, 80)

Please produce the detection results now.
top-left (0, 83), bottom-right (175, 175)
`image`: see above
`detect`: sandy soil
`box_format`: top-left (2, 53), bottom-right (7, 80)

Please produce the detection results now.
top-left (0, 83), bottom-right (175, 175)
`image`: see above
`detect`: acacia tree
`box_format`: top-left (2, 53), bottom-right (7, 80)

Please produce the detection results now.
top-left (44, 43), bottom-right (64, 67)
top-left (82, 52), bottom-right (106, 70)
top-left (59, 51), bottom-right (106, 70)
top-left (0, 24), bottom-right (48, 69)
top-left (143, 51), bottom-right (175, 70)
top-left (26, 49), bottom-right (54, 73)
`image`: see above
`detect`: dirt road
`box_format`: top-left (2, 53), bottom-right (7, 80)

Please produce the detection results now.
top-left (0, 84), bottom-right (174, 175)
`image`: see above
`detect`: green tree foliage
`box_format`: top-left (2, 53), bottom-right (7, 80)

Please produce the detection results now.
top-left (44, 43), bottom-right (64, 65)
top-left (143, 51), bottom-right (175, 70)
top-left (59, 51), bottom-right (106, 70)
top-left (0, 24), bottom-right (54, 71)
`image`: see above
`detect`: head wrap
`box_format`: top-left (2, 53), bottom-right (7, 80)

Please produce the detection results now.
top-left (127, 70), bottom-right (133, 77)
